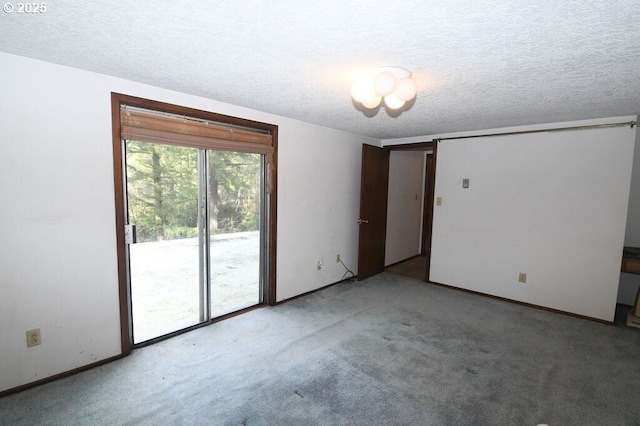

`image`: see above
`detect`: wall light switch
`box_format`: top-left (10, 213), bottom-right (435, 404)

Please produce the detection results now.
top-left (436, 197), bottom-right (442, 206)
top-left (462, 178), bottom-right (469, 189)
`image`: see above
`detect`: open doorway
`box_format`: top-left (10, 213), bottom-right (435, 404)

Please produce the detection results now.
top-left (384, 150), bottom-right (433, 281)
top-left (357, 142), bottom-right (435, 283)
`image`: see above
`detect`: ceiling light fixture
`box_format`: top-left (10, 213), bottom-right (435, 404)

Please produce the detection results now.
top-left (351, 67), bottom-right (417, 110)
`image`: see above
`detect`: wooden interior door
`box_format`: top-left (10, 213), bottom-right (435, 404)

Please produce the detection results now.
top-left (357, 144), bottom-right (390, 280)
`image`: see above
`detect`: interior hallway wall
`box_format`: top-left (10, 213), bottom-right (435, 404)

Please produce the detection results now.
top-left (385, 151), bottom-right (425, 266)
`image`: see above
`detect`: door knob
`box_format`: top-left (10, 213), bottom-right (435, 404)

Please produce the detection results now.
top-left (357, 219), bottom-right (369, 224)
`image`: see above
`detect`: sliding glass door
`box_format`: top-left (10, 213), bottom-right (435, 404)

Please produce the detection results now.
top-left (208, 152), bottom-right (263, 317)
top-left (125, 141), bottom-right (264, 344)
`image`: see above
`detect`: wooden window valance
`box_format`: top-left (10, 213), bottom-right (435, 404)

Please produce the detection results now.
top-left (120, 107), bottom-right (273, 155)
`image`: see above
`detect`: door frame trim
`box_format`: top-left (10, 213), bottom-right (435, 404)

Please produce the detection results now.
top-left (111, 93), bottom-right (278, 354)
top-left (420, 153), bottom-right (434, 256)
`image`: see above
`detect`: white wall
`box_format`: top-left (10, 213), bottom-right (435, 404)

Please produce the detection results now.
top-left (618, 130), bottom-right (640, 304)
top-left (386, 119), bottom-right (640, 312)
top-left (277, 123), bottom-right (370, 301)
top-left (0, 52), bottom-right (376, 393)
top-left (427, 121), bottom-right (636, 321)
top-left (385, 151), bottom-right (424, 265)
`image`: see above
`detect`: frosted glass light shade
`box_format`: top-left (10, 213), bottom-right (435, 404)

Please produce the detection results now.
top-left (361, 95), bottom-right (382, 109)
top-left (384, 93), bottom-right (405, 110)
top-left (374, 71), bottom-right (396, 97)
top-left (351, 77), bottom-right (376, 104)
top-left (351, 67), bottom-right (416, 110)
top-left (394, 77), bottom-right (418, 102)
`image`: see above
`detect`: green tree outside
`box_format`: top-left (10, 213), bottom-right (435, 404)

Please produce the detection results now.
top-left (126, 141), bottom-right (261, 243)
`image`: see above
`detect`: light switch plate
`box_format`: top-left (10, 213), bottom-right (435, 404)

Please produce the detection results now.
top-left (462, 178), bottom-right (469, 189)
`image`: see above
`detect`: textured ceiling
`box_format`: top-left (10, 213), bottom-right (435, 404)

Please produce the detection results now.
top-left (1, 1), bottom-right (638, 139)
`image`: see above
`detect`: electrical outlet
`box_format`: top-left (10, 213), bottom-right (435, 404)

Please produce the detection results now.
top-left (336, 254), bottom-right (341, 263)
top-left (317, 260), bottom-right (323, 270)
top-left (518, 273), bottom-right (527, 284)
top-left (26, 328), bottom-right (41, 347)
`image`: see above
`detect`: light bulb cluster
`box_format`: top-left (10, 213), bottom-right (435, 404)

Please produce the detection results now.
top-left (351, 67), bottom-right (417, 110)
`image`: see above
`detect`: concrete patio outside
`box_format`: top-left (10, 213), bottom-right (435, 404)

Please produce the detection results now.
top-left (129, 231), bottom-right (260, 342)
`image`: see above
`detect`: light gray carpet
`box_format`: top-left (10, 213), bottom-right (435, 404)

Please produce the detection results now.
top-left (1, 273), bottom-right (639, 425)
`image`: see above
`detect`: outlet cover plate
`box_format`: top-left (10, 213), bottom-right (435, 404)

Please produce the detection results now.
top-left (26, 328), bottom-right (41, 347)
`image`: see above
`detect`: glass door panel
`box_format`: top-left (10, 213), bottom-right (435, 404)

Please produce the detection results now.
top-left (208, 151), bottom-right (263, 317)
top-left (126, 141), bottom-right (204, 343)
